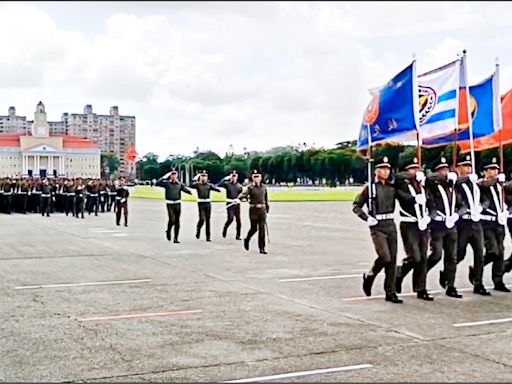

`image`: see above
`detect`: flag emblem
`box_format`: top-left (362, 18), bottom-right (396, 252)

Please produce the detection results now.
top-left (363, 93), bottom-right (379, 125)
top-left (418, 86), bottom-right (437, 124)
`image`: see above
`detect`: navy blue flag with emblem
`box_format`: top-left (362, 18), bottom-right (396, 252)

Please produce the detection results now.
top-left (357, 62), bottom-right (418, 152)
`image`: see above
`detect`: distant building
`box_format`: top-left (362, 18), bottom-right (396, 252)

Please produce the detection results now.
top-left (0, 102), bottom-right (100, 178)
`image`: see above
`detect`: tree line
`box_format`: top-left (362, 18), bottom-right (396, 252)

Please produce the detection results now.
top-left (135, 141), bottom-right (512, 186)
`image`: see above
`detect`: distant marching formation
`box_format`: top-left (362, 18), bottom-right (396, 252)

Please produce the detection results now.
top-left (353, 154), bottom-right (512, 303)
top-left (0, 176), bottom-right (130, 226)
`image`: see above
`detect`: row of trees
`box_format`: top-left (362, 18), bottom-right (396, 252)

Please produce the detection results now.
top-left (135, 141), bottom-right (512, 186)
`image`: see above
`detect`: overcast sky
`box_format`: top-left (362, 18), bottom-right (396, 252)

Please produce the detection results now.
top-left (1, 1), bottom-right (512, 159)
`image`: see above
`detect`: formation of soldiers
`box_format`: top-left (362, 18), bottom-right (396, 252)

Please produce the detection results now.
top-left (154, 168), bottom-right (270, 253)
top-left (354, 154), bottom-right (512, 304)
top-left (0, 176), bottom-right (130, 226)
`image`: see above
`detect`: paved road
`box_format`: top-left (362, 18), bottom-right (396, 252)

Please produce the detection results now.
top-left (1, 200), bottom-right (511, 382)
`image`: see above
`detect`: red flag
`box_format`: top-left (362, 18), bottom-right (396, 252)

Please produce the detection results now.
top-left (460, 89), bottom-right (512, 152)
top-left (125, 147), bottom-right (138, 163)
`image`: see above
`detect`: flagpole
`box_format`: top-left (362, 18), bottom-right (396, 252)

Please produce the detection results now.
top-left (496, 57), bottom-right (504, 173)
top-left (463, 49), bottom-right (476, 170)
top-left (366, 123), bottom-right (373, 216)
top-left (411, 55), bottom-right (422, 168)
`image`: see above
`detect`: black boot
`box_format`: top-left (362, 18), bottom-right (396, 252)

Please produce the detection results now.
top-left (446, 286), bottom-right (463, 298)
top-left (468, 266), bottom-right (475, 286)
top-left (173, 238), bottom-right (180, 244)
top-left (362, 273), bottom-right (374, 297)
top-left (222, 226), bottom-right (227, 238)
top-left (259, 249), bottom-right (267, 254)
top-left (439, 270), bottom-right (447, 289)
top-left (395, 267), bottom-right (403, 294)
top-left (504, 257), bottom-right (512, 274)
top-left (196, 229), bottom-right (200, 239)
top-left (244, 238), bottom-right (249, 251)
top-left (166, 230), bottom-right (171, 241)
top-left (417, 289), bottom-right (434, 301)
top-left (494, 282), bottom-right (511, 292)
top-left (236, 236), bottom-right (241, 240)
top-left (385, 293), bottom-right (403, 304)
top-left (473, 284), bottom-right (491, 296)
top-left (206, 238), bottom-right (211, 242)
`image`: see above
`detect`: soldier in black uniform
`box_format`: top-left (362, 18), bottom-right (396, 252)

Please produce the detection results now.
top-left (190, 170), bottom-right (221, 241)
top-left (394, 157), bottom-right (433, 301)
top-left (18, 179), bottom-right (28, 214)
top-left (64, 179), bottom-right (75, 216)
top-left (33, 178), bottom-right (43, 214)
top-left (239, 169), bottom-right (269, 254)
top-left (425, 156), bottom-right (466, 298)
top-left (504, 170), bottom-right (512, 274)
top-left (115, 176), bottom-right (130, 226)
top-left (479, 157), bottom-right (510, 292)
top-left (99, 180), bottom-right (108, 213)
top-left (2, 177), bottom-right (13, 214)
top-left (450, 154), bottom-right (490, 295)
top-left (74, 178), bottom-right (85, 219)
top-left (87, 180), bottom-right (100, 216)
top-left (107, 180), bottom-right (117, 212)
top-left (155, 169), bottom-right (192, 243)
top-left (217, 170), bottom-right (244, 240)
top-left (353, 156), bottom-right (402, 303)
top-left (41, 178), bottom-right (52, 217)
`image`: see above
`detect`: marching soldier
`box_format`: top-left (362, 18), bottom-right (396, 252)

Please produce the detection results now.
top-left (74, 178), bottom-right (85, 219)
top-left (504, 170), bottom-right (512, 274)
top-left (353, 156), bottom-right (402, 303)
top-left (33, 178), bottom-right (43, 214)
top-left (238, 169), bottom-right (269, 254)
top-left (41, 178), bottom-right (52, 217)
top-left (115, 176), bottom-right (129, 226)
top-left (479, 157), bottom-right (510, 292)
top-left (394, 157), bottom-right (433, 301)
top-left (18, 178), bottom-right (28, 214)
top-left (155, 169), bottom-right (193, 243)
top-left (87, 179), bottom-right (100, 216)
top-left (107, 180), bottom-right (117, 212)
top-left (64, 179), bottom-right (75, 216)
top-left (217, 170), bottom-right (243, 240)
top-left (2, 177), bottom-right (14, 214)
top-left (425, 156), bottom-right (466, 298)
top-left (190, 170), bottom-right (221, 241)
top-left (450, 154), bottom-right (490, 295)
top-left (99, 180), bottom-right (108, 213)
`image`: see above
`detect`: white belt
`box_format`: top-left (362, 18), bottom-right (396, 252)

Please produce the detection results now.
top-left (67, 193), bottom-right (75, 196)
top-left (18, 192), bottom-right (27, 195)
top-left (3, 192), bottom-right (12, 195)
top-left (375, 213), bottom-right (394, 220)
top-left (480, 215), bottom-right (497, 222)
top-left (41, 194), bottom-right (51, 197)
top-left (462, 214), bottom-right (472, 220)
top-left (166, 200), bottom-right (181, 204)
top-left (89, 194), bottom-right (98, 197)
top-left (109, 193), bottom-right (117, 195)
top-left (400, 216), bottom-right (418, 223)
top-left (32, 191), bottom-right (42, 195)
top-left (197, 198), bottom-right (211, 202)
top-left (433, 216), bottom-right (446, 222)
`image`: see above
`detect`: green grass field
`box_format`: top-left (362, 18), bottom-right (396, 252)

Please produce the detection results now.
top-left (130, 185), bottom-right (357, 202)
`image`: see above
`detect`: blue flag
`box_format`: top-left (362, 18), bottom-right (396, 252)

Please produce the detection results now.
top-left (423, 71), bottom-right (500, 147)
top-left (357, 62), bottom-right (418, 151)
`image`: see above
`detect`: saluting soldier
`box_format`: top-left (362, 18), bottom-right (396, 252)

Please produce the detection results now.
top-left (353, 156), bottom-right (402, 303)
top-left (115, 176), bottom-right (129, 227)
top-left (217, 170), bottom-right (244, 240)
top-left (425, 156), bottom-right (466, 298)
top-left (74, 178), bottom-right (85, 219)
top-left (190, 170), bottom-right (221, 242)
top-left (394, 156), bottom-right (433, 301)
top-left (450, 154), bottom-right (490, 295)
top-left (87, 179), bottom-right (100, 216)
top-left (155, 169), bottom-right (193, 243)
top-left (479, 157), bottom-right (510, 292)
top-left (238, 169), bottom-right (269, 254)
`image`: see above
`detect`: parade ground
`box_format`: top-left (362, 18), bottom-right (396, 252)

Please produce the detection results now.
top-left (1, 199), bottom-right (512, 382)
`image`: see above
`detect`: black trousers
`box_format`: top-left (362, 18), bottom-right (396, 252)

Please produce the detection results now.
top-left (456, 220), bottom-right (484, 285)
top-left (427, 225), bottom-right (458, 288)
top-left (41, 197), bottom-right (51, 217)
top-left (505, 219), bottom-right (512, 273)
top-left (166, 203), bottom-right (182, 240)
top-left (116, 201), bottom-right (128, 225)
top-left (196, 202), bottom-right (212, 239)
top-left (109, 194), bottom-right (117, 212)
top-left (88, 195), bottom-right (99, 215)
top-left (3, 194), bottom-right (12, 214)
top-left (33, 194), bottom-right (41, 214)
top-left (368, 220), bottom-right (397, 295)
top-left (397, 222), bottom-right (428, 292)
top-left (100, 193), bottom-right (107, 212)
top-left (66, 195), bottom-right (75, 216)
top-left (75, 197), bottom-right (84, 218)
top-left (246, 207), bottom-right (267, 251)
top-left (483, 222), bottom-right (505, 285)
top-left (18, 194), bottom-right (27, 213)
top-left (224, 203), bottom-right (241, 238)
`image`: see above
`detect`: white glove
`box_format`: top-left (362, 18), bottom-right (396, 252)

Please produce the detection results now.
top-left (234, 198), bottom-right (241, 204)
top-left (446, 213), bottom-right (459, 229)
top-left (447, 172), bottom-right (458, 183)
top-left (415, 171), bottom-right (426, 184)
top-left (468, 173), bottom-right (478, 183)
top-left (497, 173), bottom-right (506, 183)
top-left (367, 216), bottom-right (378, 227)
top-left (120, 198), bottom-right (126, 203)
top-left (471, 211), bottom-right (481, 222)
top-left (414, 194), bottom-right (426, 205)
top-left (418, 216), bottom-right (431, 231)
top-left (123, 186), bottom-right (128, 190)
top-left (475, 204), bottom-right (483, 214)
top-left (152, 179), bottom-right (157, 184)
top-left (498, 210), bottom-right (509, 225)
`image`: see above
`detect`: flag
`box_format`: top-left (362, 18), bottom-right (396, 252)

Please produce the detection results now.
top-left (417, 59), bottom-right (461, 140)
top-left (124, 147), bottom-right (138, 163)
top-left (459, 88), bottom-right (512, 152)
top-left (357, 61), bottom-right (418, 151)
top-left (423, 70), bottom-right (501, 147)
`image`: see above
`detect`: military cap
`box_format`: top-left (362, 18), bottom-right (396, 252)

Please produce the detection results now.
top-left (374, 156), bottom-right (391, 169)
top-left (481, 156), bottom-right (500, 170)
top-left (230, 170), bottom-right (238, 175)
top-left (251, 169), bottom-right (262, 176)
top-left (399, 156), bottom-right (420, 172)
top-left (169, 168), bottom-right (178, 175)
top-left (456, 153), bottom-right (472, 167)
top-left (199, 170), bottom-right (208, 176)
top-left (431, 156), bottom-right (449, 171)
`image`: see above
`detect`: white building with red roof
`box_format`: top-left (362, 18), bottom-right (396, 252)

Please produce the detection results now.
top-left (0, 102), bottom-right (100, 178)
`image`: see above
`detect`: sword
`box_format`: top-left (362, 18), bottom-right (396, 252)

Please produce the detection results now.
top-left (217, 200), bottom-right (240, 212)
top-left (265, 221), bottom-right (270, 244)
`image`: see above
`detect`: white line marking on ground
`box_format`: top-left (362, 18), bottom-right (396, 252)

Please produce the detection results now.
top-left (14, 278), bottom-right (152, 290)
top-left (77, 309), bottom-right (203, 322)
top-left (223, 363), bottom-right (373, 383)
top-left (453, 318), bottom-right (512, 327)
top-left (111, 233), bottom-right (128, 237)
top-left (90, 229), bottom-right (119, 233)
top-left (279, 274), bottom-right (361, 282)
top-left (342, 284), bottom-right (509, 302)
